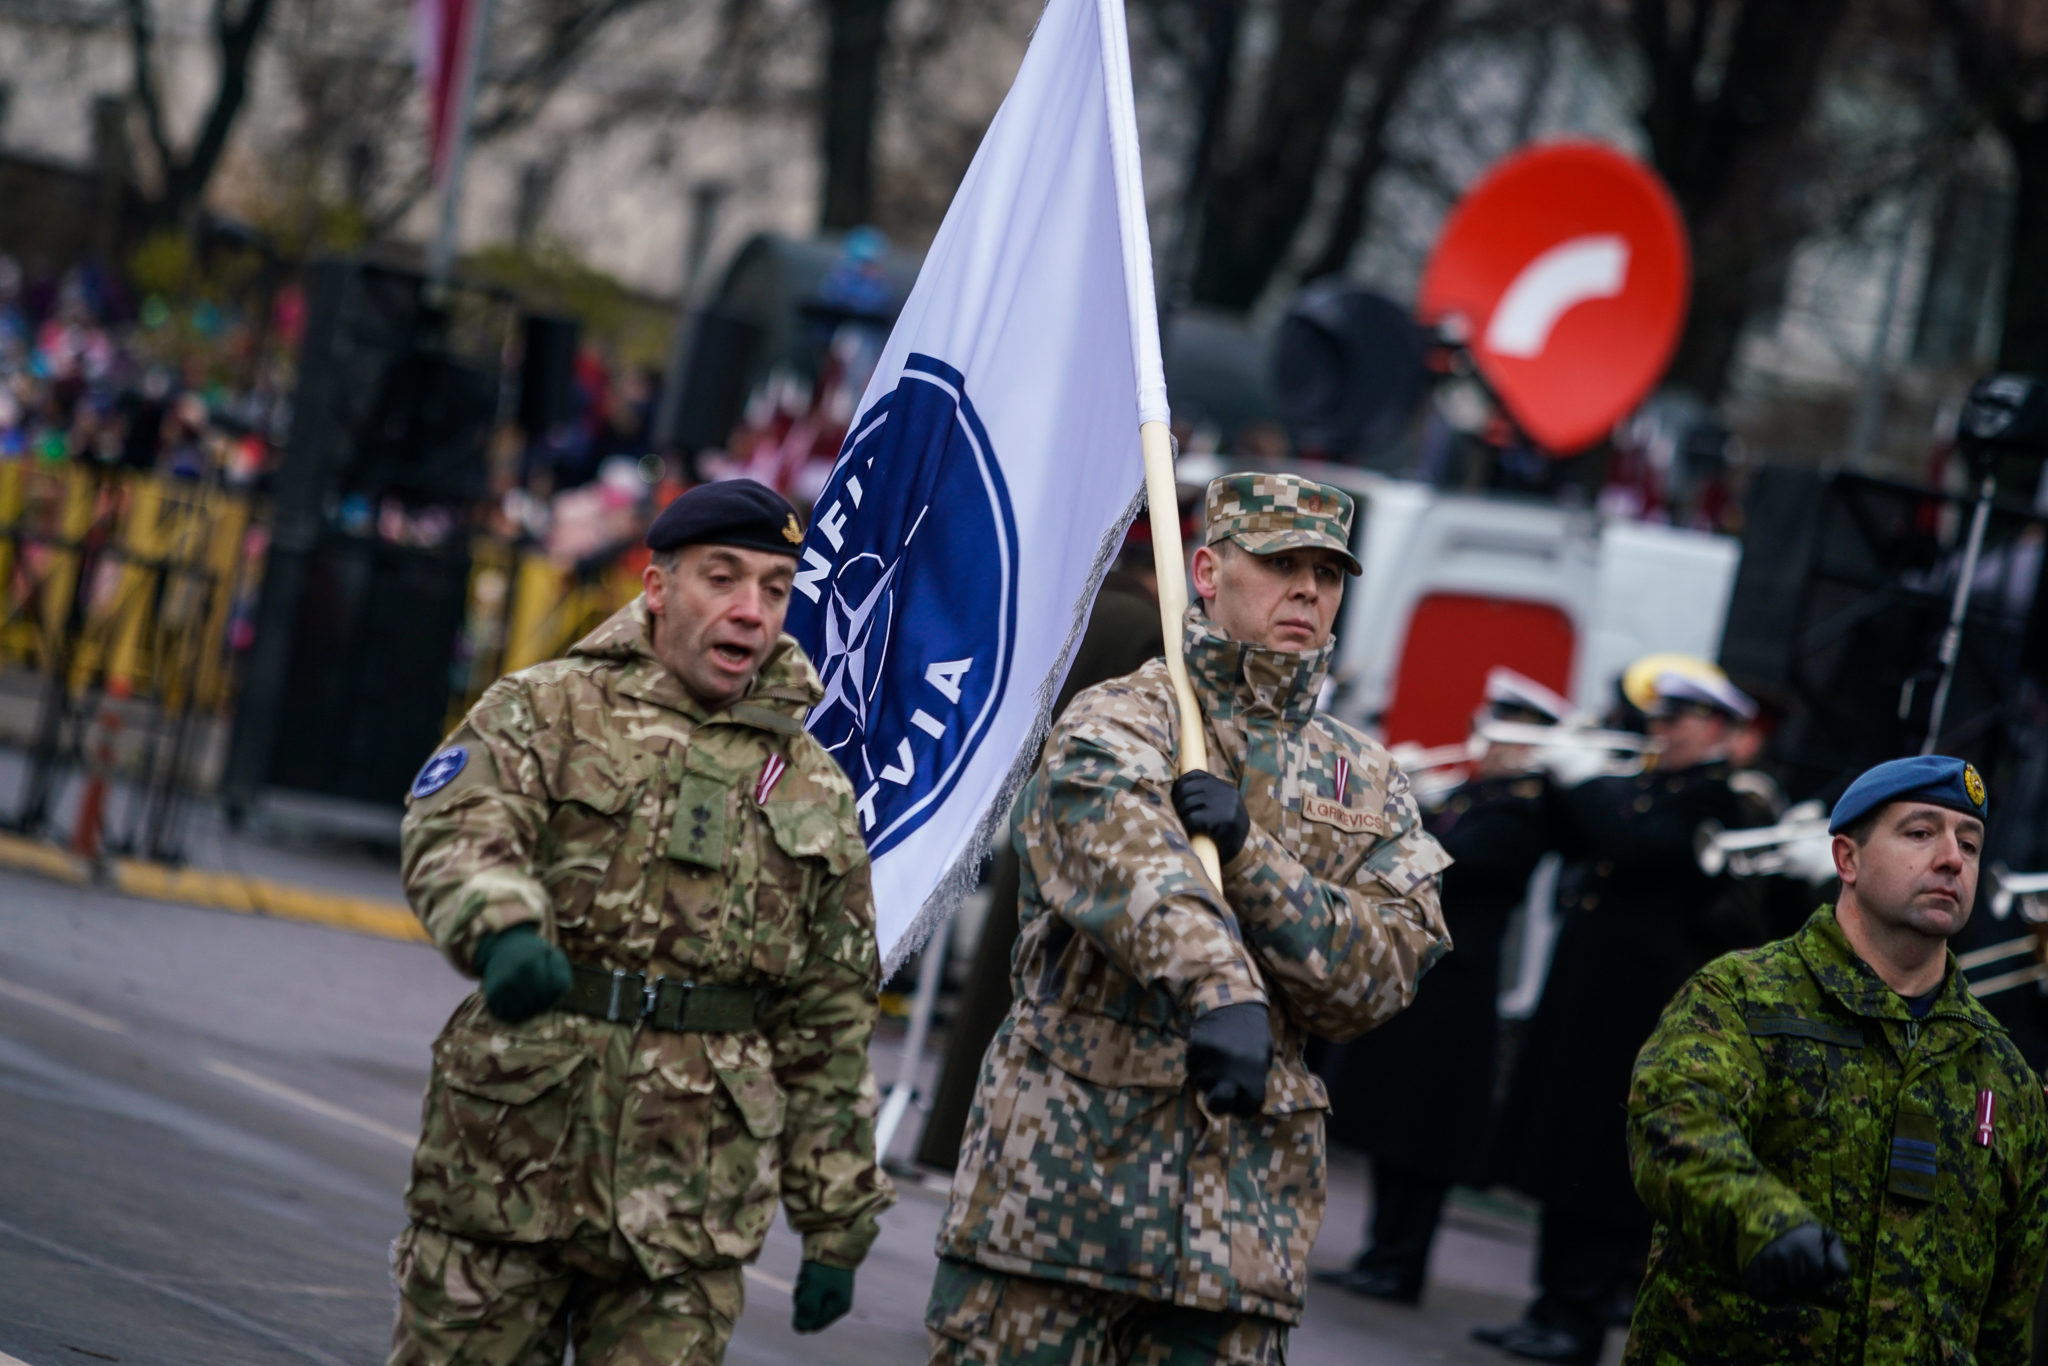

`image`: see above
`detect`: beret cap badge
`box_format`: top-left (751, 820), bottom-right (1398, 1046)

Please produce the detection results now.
top-left (1966, 763), bottom-right (1986, 807)
top-left (782, 513), bottom-right (804, 545)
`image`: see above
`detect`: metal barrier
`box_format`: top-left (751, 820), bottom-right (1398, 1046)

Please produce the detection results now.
top-left (0, 459), bottom-right (648, 858)
top-left (0, 462), bottom-right (255, 859)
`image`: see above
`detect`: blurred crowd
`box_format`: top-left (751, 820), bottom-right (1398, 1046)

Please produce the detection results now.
top-left (0, 254), bottom-right (289, 490)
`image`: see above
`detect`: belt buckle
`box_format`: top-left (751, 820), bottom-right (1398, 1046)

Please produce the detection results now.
top-left (649, 977), bottom-right (693, 1030)
top-left (606, 968), bottom-right (639, 1024)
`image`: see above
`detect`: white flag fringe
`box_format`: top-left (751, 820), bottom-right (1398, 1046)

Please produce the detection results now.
top-left (785, 0), bottom-right (1169, 972)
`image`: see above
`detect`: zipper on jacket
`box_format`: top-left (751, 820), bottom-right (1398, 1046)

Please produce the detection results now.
top-left (1905, 1019), bottom-right (1919, 1050)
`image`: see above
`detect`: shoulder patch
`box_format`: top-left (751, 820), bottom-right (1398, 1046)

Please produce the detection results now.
top-left (412, 747), bottom-right (468, 799)
top-left (405, 726), bottom-right (502, 813)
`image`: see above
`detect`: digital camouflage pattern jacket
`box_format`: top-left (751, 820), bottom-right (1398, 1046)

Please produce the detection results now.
top-left (935, 607), bottom-right (1453, 1323)
top-left (1626, 905), bottom-right (2048, 1365)
top-left (399, 598), bottom-right (894, 1281)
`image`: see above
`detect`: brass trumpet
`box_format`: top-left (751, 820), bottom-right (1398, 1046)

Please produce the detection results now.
top-left (1959, 864), bottom-right (2048, 997)
top-left (1694, 802), bottom-right (1833, 881)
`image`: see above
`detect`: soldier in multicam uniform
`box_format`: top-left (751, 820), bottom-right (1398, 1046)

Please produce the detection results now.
top-left (1625, 756), bottom-right (2048, 1365)
top-left (388, 480), bottom-right (894, 1366)
top-left (925, 472), bottom-right (1454, 1365)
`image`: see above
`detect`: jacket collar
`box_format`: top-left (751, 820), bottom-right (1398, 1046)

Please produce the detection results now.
top-left (568, 596), bottom-right (823, 730)
top-left (1180, 605), bottom-right (1333, 726)
top-left (1795, 904), bottom-right (2003, 1031)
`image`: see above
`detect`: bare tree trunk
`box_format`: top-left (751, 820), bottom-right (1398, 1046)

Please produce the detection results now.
top-left (1187, 0), bottom-right (1388, 310)
top-left (1632, 0), bottom-right (1852, 401)
top-left (1299, 0), bottom-right (1446, 283)
top-left (820, 0), bottom-right (891, 230)
top-left (127, 0), bottom-right (279, 229)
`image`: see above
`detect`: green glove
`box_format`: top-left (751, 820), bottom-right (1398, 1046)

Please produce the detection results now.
top-left (472, 925), bottom-right (571, 1023)
top-left (791, 1261), bottom-right (854, 1334)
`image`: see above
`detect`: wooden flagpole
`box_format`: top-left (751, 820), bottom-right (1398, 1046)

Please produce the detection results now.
top-left (1140, 419), bottom-right (1223, 889)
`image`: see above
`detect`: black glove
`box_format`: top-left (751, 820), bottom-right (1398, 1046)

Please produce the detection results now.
top-left (472, 925), bottom-right (571, 1024)
top-left (1171, 770), bottom-right (1250, 864)
top-left (1743, 1223), bottom-right (1849, 1306)
top-left (1187, 1002), bottom-right (1272, 1117)
top-left (791, 1261), bottom-right (855, 1333)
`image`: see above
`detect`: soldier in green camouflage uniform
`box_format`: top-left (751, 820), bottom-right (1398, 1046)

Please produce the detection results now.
top-left (1625, 756), bottom-right (2048, 1365)
top-left (927, 473), bottom-right (1454, 1364)
top-left (389, 481), bottom-right (894, 1365)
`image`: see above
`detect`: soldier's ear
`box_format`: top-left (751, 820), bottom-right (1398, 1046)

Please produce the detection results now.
top-left (1190, 543), bottom-right (1223, 601)
top-left (1831, 833), bottom-right (1858, 887)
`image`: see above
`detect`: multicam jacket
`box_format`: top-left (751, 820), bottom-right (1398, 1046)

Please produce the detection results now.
top-left (935, 607), bottom-right (1453, 1323)
top-left (398, 598), bottom-right (894, 1280)
top-left (1626, 906), bottom-right (2048, 1365)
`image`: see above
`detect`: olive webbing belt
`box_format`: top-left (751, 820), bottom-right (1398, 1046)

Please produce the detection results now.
top-left (560, 961), bottom-right (757, 1033)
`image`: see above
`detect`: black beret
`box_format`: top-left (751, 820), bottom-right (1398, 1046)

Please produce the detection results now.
top-left (646, 479), bottom-right (805, 558)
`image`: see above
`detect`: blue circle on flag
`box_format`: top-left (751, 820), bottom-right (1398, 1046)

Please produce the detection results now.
top-left (411, 747), bottom-right (468, 800)
top-left (787, 353), bottom-right (1020, 857)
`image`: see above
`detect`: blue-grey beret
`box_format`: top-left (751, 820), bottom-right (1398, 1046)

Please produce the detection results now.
top-left (646, 479), bottom-right (805, 557)
top-left (1827, 755), bottom-right (1987, 834)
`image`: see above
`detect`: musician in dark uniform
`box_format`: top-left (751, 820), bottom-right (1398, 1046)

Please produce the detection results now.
top-left (1316, 669), bottom-right (1569, 1303)
top-left (1475, 656), bottom-right (1775, 1366)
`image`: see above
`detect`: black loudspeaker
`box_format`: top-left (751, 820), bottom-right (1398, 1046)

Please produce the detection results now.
top-left (223, 257), bottom-right (488, 814)
top-left (673, 311), bottom-right (761, 454)
top-left (1720, 465), bottom-right (2048, 805)
top-left (348, 347), bottom-right (497, 504)
top-left (519, 314), bottom-right (579, 434)
top-left (262, 536), bottom-right (474, 805)
top-left (1271, 281), bottom-right (1427, 462)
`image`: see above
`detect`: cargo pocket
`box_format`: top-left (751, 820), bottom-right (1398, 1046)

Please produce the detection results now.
top-left (752, 798), bottom-right (858, 978)
top-left (544, 744), bottom-right (644, 931)
top-left (925, 1258), bottom-right (1009, 1343)
top-left (408, 1028), bottom-right (589, 1242)
top-left (1220, 1066), bottom-right (1329, 1308)
top-left (702, 1064), bottom-right (787, 1260)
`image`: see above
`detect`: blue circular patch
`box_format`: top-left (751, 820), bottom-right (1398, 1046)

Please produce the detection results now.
top-left (411, 746), bottom-right (468, 800)
top-left (785, 353), bottom-right (1020, 858)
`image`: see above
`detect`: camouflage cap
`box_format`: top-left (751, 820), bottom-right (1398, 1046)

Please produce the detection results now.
top-left (1203, 472), bottom-right (1361, 575)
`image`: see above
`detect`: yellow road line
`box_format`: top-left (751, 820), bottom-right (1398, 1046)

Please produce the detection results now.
top-left (0, 834), bottom-right (426, 946)
top-left (0, 831), bottom-right (90, 885)
top-left (109, 860), bottom-right (427, 943)
top-left (0, 977), bottom-right (127, 1034)
top-left (201, 1058), bottom-right (417, 1148)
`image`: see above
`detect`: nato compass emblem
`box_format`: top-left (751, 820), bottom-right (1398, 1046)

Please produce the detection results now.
top-left (786, 354), bottom-right (1019, 857)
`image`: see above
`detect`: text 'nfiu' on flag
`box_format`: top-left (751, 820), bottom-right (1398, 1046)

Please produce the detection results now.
top-left (785, 0), bottom-right (1171, 967)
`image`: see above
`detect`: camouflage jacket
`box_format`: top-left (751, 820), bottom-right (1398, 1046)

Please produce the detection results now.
top-left (935, 606), bottom-right (1453, 1322)
top-left (398, 598), bottom-right (894, 1280)
top-left (1626, 906), bottom-right (2048, 1365)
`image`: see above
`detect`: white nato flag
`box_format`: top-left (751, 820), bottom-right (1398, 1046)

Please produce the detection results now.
top-left (784, 0), bottom-right (1168, 969)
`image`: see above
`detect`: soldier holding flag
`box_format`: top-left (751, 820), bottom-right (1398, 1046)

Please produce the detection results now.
top-left (925, 474), bottom-right (1453, 1364)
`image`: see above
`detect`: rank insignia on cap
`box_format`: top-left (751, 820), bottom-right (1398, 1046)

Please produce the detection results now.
top-left (1966, 763), bottom-right (1986, 807)
top-left (782, 513), bottom-right (804, 545)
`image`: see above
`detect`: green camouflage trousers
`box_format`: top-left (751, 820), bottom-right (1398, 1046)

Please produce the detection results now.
top-left (925, 1259), bottom-right (1288, 1366)
top-left (389, 1223), bottom-right (743, 1366)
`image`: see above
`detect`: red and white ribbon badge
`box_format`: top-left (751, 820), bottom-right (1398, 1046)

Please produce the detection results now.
top-left (1334, 756), bottom-right (1351, 805)
top-left (1976, 1089), bottom-right (1997, 1148)
top-left (755, 753), bottom-right (787, 806)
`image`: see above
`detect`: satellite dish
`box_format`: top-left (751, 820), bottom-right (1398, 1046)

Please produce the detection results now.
top-left (1270, 280), bottom-right (1426, 462)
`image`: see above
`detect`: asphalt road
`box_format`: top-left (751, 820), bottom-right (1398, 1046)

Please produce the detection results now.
top-left (0, 864), bottom-right (1619, 1366)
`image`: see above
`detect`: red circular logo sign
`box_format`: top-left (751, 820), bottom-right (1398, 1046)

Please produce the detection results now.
top-left (1418, 141), bottom-right (1690, 455)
